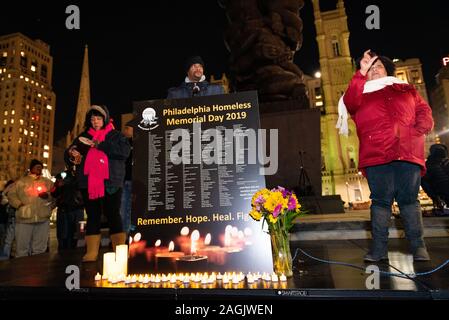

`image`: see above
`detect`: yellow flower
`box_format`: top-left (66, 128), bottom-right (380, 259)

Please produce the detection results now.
top-left (249, 209), bottom-right (263, 221)
top-left (263, 191), bottom-right (285, 212)
top-left (267, 213), bottom-right (278, 224)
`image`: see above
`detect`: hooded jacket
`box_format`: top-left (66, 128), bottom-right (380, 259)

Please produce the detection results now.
top-left (343, 71), bottom-right (434, 175)
top-left (65, 105), bottom-right (131, 189)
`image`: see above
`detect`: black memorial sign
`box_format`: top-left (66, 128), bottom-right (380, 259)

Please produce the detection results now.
top-left (129, 91), bottom-right (273, 274)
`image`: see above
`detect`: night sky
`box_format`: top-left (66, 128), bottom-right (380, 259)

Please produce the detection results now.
top-left (1, 0), bottom-right (449, 141)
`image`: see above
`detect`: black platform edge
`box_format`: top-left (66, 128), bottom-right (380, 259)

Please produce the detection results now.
top-left (1, 286), bottom-right (448, 300)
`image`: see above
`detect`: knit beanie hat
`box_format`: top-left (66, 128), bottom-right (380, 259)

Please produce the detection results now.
top-left (185, 56), bottom-right (204, 73)
top-left (29, 159), bottom-right (43, 170)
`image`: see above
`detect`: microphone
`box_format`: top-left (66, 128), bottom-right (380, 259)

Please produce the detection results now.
top-left (192, 82), bottom-right (200, 96)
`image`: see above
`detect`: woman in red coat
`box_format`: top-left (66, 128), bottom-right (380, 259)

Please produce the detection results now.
top-left (339, 50), bottom-right (434, 262)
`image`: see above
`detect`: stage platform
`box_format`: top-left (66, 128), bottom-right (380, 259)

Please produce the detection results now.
top-left (0, 238), bottom-right (448, 300)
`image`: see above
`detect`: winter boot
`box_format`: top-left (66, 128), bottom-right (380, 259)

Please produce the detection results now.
top-left (110, 232), bottom-right (126, 252)
top-left (82, 234), bottom-right (101, 262)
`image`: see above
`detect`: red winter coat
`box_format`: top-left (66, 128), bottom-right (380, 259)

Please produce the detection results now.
top-left (343, 71), bottom-right (434, 175)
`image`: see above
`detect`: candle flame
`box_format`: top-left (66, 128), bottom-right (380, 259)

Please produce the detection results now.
top-left (180, 226), bottom-right (189, 236)
top-left (191, 230), bottom-right (200, 241)
top-left (155, 239), bottom-right (161, 247)
top-left (204, 233), bottom-right (212, 246)
top-left (224, 225), bottom-right (232, 247)
top-left (190, 230), bottom-right (200, 255)
top-left (133, 233), bottom-right (142, 242)
top-left (168, 241), bottom-right (175, 252)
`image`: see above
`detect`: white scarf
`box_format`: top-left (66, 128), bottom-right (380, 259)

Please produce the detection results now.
top-left (185, 75), bottom-right (206, 83)
top-left (336, 76), bottom-right (408, 136)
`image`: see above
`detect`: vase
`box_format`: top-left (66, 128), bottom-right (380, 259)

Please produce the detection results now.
top-left (270, 228), bottom-right (293, 277)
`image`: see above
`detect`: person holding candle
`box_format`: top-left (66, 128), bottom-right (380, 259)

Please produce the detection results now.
top-left (65, 105), bottom-right (131, 262)
top-left (7, 159), bottom-right (54, 257)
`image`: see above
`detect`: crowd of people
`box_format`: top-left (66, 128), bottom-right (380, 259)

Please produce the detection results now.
top-left (0, 52), bottom-right (444, 263)
top-left (0, 55), bottom-right (223, 261)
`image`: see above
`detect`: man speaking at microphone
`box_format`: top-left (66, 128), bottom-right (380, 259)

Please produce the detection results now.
top-left (167, 55), bottom-right (225, 99)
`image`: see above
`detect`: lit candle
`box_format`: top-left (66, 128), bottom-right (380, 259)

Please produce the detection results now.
top-left (94, 273), bottom-right (102, 281)
top-left (280, 274), bottom-right (287, 282)
top-left (116, 244), bottom-right (128, 276)
top-left (155, 241), bottom-right (185, 273)
top-left (103, 252), bottom-right (116, 279)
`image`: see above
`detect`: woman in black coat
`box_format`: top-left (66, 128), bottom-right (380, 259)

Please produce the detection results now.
top-left (66, 105), bottom-right (130, 262)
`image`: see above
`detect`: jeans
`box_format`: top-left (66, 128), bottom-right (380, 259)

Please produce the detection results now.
top-left (366, 161), bottom-right (426, 255)
top-left (120, 180), bottom-right (132, 234)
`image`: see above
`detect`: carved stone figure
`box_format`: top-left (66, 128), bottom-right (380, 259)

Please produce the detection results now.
top-left (220, 0), bottom-right (309, 104)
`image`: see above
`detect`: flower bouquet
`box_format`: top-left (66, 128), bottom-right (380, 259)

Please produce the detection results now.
top-left (249, 186), bottom-right (303, 277)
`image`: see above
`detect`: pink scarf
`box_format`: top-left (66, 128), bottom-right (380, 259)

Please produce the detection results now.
top-left (84, 123), bottom-right (114, 199)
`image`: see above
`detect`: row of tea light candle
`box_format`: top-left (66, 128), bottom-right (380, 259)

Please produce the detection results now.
top-left (95, 271), bottom-right (288, 285)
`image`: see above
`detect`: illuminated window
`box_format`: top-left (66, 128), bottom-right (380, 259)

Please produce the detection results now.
top-left (31, 65), bottom-right (36, 72)
top-left (11, 110), bottom-right (15, 115)
top-left (43, 152), bottom-right (49, 159)
top-left (46, 105), bottom-right (52, 110)
top-left (25, 77), bottom-right (29, 82)
top-left (3, 119), bottom-right (6, 125)
top-left (3, 111), bottom-right (7, 116)
top-left (24, 129), bottom-right (28, 135)
top-left (38, 93), bottom-right (41, 98)
top-left (20, 51), bottom-right (25, 57)
top-left (10, 119), bottom-right (14, 124)
top-left (316, 101), bottom-right (324, 107)
top-left (44, 145), bottom-right (49, 150)
top-left (20, 75), bottom-right (24, 79)
top-left (20, 119), bottom-right (24, 125)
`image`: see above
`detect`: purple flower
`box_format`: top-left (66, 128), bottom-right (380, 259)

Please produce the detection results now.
top-left (288, 196), bottom-right (297, 211)
top-left (255, 195), bottom-right (266, 205)
top-left (273, 204), bottom-right (282, 218)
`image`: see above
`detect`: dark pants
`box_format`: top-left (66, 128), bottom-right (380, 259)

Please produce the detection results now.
top-left (81, 188), bottom-right (123, 235)
top-left (56, 208), bottom-right (84, 249)
top-left (366, 161), bottom-right (426, 255)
